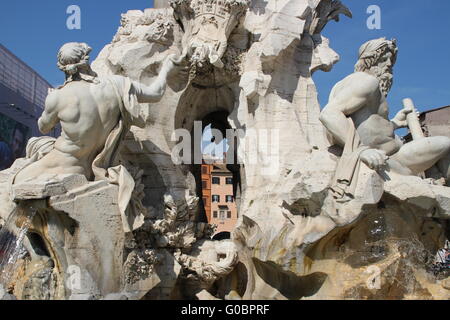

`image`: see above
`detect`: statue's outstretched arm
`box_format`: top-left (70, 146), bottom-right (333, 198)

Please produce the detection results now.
top-left (38, 92), bottom-right (60, 134)
top-left (134, 54), bottom-right (180, 103)
top-left (133, 80), bottom-right (167, 104)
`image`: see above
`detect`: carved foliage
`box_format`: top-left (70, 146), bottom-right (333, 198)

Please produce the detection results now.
top-left (123, 193), bottom-right (215, 286)
top-left (175, 241), bottom-right (238, 288)
top-left (123, 249), bottom-right (162, 285)
top-left (151, 195), bottom-right (215, 249)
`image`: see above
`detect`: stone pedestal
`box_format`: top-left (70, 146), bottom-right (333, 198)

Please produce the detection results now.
top-left (12, 175), bottom-right (125, 299)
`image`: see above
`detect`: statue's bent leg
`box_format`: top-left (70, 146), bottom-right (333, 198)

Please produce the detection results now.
top-left (391, 136), bottom-right (450, 175)
top-left (14, 161), bottom-right (45, 184)
top-left (14, 151), bottom-right (87, 184)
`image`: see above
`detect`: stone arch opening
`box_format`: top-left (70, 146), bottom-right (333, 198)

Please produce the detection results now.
top-left (188, 109), bottom-right (242, 236)
top-left (173, 85), bottom-right (236, 133)
top-left (212, 232), bottom-right (231, 241)
top-left (27, 232), bottom-right (51, 258)
top-left (172, 83), bottom-right (242, 231)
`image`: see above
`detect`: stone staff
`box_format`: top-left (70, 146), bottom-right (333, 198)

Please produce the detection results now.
top-left (402, 98), bottom-right (424, 140)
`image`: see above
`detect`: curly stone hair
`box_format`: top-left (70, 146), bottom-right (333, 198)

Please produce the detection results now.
top-left (354, 38), bottom-right (398, 73)
top-left (354, 38), bottom-right (398, 96)
top-left (56, 43), bottom-right (98, 86)
top-left (57, 42), bottom-right (92, 75)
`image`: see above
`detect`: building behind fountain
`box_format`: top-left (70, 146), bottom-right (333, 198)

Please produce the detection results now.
top-left (0, 44), bottom-right (58, 170)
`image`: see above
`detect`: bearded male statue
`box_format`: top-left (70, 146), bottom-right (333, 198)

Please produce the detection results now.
top-left (12, 42), bottom-right (185, 232)
top-left (320, 38), bottom-right (450, 200)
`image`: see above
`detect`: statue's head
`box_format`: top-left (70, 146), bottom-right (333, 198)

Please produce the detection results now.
top-left (310, 35), bottom-right (340, 73)
top-left (303, 0), bottom-right (352, 74)
top-left (57, 42), bottom-right (97, 82)
top-left (354, 38), bottom-right (398, 96)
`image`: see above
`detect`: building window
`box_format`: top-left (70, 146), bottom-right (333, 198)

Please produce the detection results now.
top-left (202, 166), bottom-right (208, 174)
top-left (226, 195), bottom-right (234, 203)
top-left (202, 180), bottom-right (208, 189)
top-left (212, 177), bottom-right (220, 185)
top-left (226, 177), bottom-right (233, 185)
top-left (203, 197), bottom-right (208, 205)
top-left (219, 211), bottom-right (226, 220)
top-left (213, 211), bottom-right (218, 218)
top-left (212, 195), bottom-right (220, 203)
top-left (227, 211), bottom-right (232, 219)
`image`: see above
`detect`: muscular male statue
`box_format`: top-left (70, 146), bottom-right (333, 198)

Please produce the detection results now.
top-left (320, 38), bottom-right (450, 183)
top-left (14, 43), bottom-right (182, 184)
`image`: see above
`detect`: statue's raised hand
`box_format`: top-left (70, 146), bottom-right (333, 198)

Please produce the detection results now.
top-left (162, 52), bottom-right (190, 78)
top-left (168, 48), bottom-right (189, 66)
top-left (160, 54), bottom-right (178, 76)
top-left (360, 148), bottom-right (388, 171)
top-left (392, 108), bottom-right (413, 129)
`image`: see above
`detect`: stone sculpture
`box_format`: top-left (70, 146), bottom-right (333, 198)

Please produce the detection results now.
top-left (1, 0), bottom-right (450, 300)
top-left (14, 42), bottom-right (184, 232)
top-left (0, 41), bottom-right (238, 300)
top-left (320, 38), bottom-right (450, 201)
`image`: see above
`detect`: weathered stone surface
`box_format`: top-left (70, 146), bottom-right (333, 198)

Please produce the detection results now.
top-left (12, 174), bottom-right (88, 201)
top-left (0, 283), bottom-right (16, 300)
top-left (0, 284), bottom-right (5, 299)
top-left (442, 278), bottom-right (450, 290)
top-left (384, 174), bottom-right (450, 217)
top-left (85, 0), bottom-right (450, 300)
top-left (1, 0), bottom-right (449, 301)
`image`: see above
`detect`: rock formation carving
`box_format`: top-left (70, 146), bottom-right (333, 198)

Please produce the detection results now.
top-left (0, 0), bottom-right (449, 300)
top-left (14, 42), bottom-right (185, 233)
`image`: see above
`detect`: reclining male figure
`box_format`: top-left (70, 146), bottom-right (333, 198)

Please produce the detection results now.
top-left (320, 38), bottom-right (450, 187)
top-left (14, 43), bottom-right (184, 184)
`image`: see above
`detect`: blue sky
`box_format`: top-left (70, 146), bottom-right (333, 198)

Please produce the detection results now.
top-left (1, 0), bottom-right (449, 120)
top-left (0, 0), bottom-right (153, 86)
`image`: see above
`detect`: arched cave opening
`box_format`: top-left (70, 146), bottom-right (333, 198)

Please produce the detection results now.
top-left (190, 111), bottom-right (242, 238)
top-left (27, 232), bottom-right (51, 258)
top-left (212, 232), bottom-right (231, 241)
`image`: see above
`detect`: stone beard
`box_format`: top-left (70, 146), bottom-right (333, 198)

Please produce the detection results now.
top-left (371, 63), bottom-right (393, 97)
top-left (355, 47), bottom-right (395, 97)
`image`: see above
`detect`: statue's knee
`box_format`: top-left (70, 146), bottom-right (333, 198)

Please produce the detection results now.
top-left (430, 136), bottom-right (450, 152)
top-left (440, 136), bottom-right (450, 152)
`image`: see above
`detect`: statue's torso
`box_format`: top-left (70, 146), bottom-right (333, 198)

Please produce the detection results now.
top-left (13, 76), bottom-right (129, 183)
top-left (331, 72), bottom-right (401, 156)
top-left (52, 79), bottom-right (122, 163)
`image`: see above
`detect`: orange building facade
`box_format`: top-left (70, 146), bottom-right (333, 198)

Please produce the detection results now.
top-left (201, 163), bottom-right (212, 222)
top-left (201, 162), bottom-right (238, 238)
